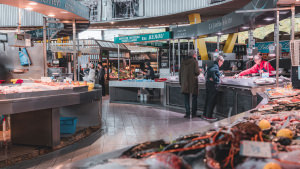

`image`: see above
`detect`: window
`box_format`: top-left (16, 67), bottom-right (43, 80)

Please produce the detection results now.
top-left (112, 0), bottom-right (139, 19)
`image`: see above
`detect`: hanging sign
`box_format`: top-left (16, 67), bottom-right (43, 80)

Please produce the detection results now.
top-left (114, 32), bottom-right (171, 44)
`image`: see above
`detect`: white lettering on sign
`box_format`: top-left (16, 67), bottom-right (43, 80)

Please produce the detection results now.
top-left (149, 33), bottom-right (163, 40)
top-left (240, 141), bottom-right (272, 158)
top-left (222, 16), bottom-right (232, 26)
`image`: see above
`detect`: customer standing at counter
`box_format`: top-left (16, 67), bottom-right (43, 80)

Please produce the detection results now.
top-left (144, 62), bottom-right (155, 80)
top-left (96, 62), bottom-right (106, 96)
top-left (238, 54), bottom-right (275, 76)
top-left (179, 51), bottom-right (200, 118)
top-left (203, 56), bottom-right (224, 121)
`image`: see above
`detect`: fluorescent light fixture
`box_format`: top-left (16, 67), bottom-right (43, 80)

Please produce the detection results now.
top-left (119, 27), bottom-right (140, 30)
top-left (61, 11), bottom-right (69, 13)
top-left (177, 24), bottom-right (190, 26)
top-left (264, 17), bottom-right (274, 21)
top-left (29, 2), bottom-right (38, 5)
top-left (280, 11), bottom-right (289, 14)
top-left (148, 25), bottom-right (168, 28)
top-left (216, 32), bottom-right (223, 35)
top-left (48, 14), bottom-right (55, 17)
top-left (241, 26), bottom-right (249, 29)
top-left (25, 7), bottom-right (33, 10)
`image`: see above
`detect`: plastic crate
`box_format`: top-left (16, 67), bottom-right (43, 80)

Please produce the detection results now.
top-left (60, 117), bottom-right (77, 134)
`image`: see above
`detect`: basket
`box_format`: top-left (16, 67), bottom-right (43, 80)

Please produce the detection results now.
top-left (60, 117), bottom-right (78, 134)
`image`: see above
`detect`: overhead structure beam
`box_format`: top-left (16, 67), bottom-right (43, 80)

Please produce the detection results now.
top-left (223, 33), bottom-right (238, 53)
top-left (73, 19), bottom-right (78, 81)
top-left (188, 13), bottom-right (208, 60)
top-left (43, 17), bottom-right (47, 77)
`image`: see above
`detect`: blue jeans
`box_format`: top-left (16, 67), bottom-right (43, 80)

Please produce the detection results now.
top-left (184, 94), bottom-right (198, 116)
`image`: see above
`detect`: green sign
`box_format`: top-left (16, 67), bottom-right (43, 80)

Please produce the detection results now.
top-left (114, 32), bottom-right (171, 44)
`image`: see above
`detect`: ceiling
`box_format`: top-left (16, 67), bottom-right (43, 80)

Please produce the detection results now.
top-left (89, 0), bottom-right (252, 29)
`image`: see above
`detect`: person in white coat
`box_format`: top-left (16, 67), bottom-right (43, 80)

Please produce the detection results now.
top-left (83, 63), bottom-right (96, 83)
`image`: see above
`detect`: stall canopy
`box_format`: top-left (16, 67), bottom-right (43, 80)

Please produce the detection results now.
top-left (50, 39), bottom-right (129, 54)
top-left (0, 0), bottom-right (90, 20)
top-left (172, 0), bottom-right (287, 39)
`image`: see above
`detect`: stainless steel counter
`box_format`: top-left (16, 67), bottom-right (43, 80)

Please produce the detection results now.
top-left (109, 81), bottom-right (165, 105)
top-left (165, 81), bottom-right (276, 117)
top-left (1, 88), bottom-right (102, 148)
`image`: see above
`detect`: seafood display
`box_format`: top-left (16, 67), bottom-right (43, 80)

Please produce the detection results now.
top-left (0, 82), bottom-right (82, 94)
top-left (93, 88), bottom-right (300, 169)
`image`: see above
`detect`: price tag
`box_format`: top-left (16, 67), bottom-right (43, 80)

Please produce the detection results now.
top-left (198, 60), bottom-right (203, 67)
top-left (240, 141), bottom-right (272, 158)
top-left (298, 66), bottom-right (300, 80)
top-left (262, 73), bottom-right (269, 78)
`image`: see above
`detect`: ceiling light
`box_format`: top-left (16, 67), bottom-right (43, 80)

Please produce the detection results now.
top-left (177, 24), bottom-right (190, 26)
top-left (48, 14), bottom-right (55, 17)
top-left (119, 27), bottom-right (140, 30)
top-left (25, 7), bottom-right (33, 10)
top-left (29, 2), bottom-right (38, 5)
top-left (61, 11), bottom-right (69, 13)
top-left (148, 25), bottom-right (168, 28)
top-left (264, 17), bottom-right (274, 21)
top-left (280, 11), bottom-right (289, 14)
top-left (216, 32), bottom-right (223, 35)
top-left (241, 26), bottom-right (249, 29)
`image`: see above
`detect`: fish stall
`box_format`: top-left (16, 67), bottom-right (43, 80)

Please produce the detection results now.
top-left (0, 80), bottom-right (102, 148)
top-left (61, 87), bottom-right (300, 169)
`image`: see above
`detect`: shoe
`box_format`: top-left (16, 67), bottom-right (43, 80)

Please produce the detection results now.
top-left (202, 116), bottom-right (207, 120)
top-left (184, 115), bottom-right (190, 118)
top-left (205, 117), bottom-right (218, 121)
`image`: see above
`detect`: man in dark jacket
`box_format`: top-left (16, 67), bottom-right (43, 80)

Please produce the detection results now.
top-left (203, 56), bottom-right (224, 121)
top-left (179, 50), bottom-right (200, 118)
top-left (96, 62), bottom-right (106, 96)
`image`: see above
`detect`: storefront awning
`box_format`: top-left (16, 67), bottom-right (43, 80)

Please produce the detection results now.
top-left (0, 0), bottom-right (90, 20)
top-left (172, 0), bottom-right (279, 39)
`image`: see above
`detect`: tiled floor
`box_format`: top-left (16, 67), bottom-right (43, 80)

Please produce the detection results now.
top-left (31, 96), bottom-right (210, 168)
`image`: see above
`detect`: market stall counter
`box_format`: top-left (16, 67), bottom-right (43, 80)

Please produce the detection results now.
top-left (0, 82), bottom-right (102, 148)
top-left (61, 88), bottom-right (300, 169)
top-left (166, 76), bottom-right (285, 117)
top-left (109, 80), bottom-right (166, 105)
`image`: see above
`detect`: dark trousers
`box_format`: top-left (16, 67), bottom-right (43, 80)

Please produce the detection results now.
top-left (100, 81), bottom-right (105, 96)
top-left (204, 83), bottom-right (218, 118)
top-left (184, 93), bottom-right (198, 116)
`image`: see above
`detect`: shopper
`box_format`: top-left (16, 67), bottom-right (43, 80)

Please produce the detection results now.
top-left (144, 62), bottom-right (155, 80)
top-left (203, 56), bottom-right (224, 121)
top-left (179, 50), bottom-right (200, 118)
top-left (96, 62), bottom-right (106, 96)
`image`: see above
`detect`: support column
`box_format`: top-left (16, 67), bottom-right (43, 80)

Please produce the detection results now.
top-left (117, 44), bottom-right (120, 80)
top-left (72, 19), bottom-right (77, 81)
top-left (223, 33), bottom-right (238, 53)
top-left (172, 40), bottom-right (175, 75)
top-left (188, 13), bottom-right (208, 60)
top-left (291, 5), bottom-right (295, 42)
top-left (217, 35), bottom-right (221, 51)
top-left (156, 48), bottom-right (159, 73)
top-left (43, 17), bottom-right (47, 77)
top-left (248, 30), bottom-right (254, 49)
top-left (178, 39), bottom-right (181, 69)
top-left (275, 10), bottom-right (280, 87)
